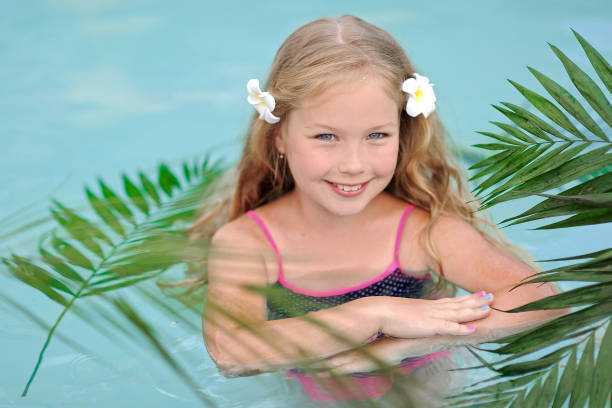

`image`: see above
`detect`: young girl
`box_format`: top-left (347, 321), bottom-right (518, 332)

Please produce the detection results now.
top-left (192, 15), bottom-right (568, 405)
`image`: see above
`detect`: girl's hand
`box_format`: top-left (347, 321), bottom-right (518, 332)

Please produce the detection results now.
top-left (308, 341), bottom-right (397, 376)
top-left (308, 292), bottom-right (494, 376)
top-left (379, 291), bottom-right (494, 338)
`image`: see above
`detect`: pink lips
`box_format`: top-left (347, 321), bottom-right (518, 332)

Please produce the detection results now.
top-left (326, 181), bottom-right (368, 197)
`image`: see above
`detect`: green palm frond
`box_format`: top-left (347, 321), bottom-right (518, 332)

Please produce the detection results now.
top-left (111, 295), bottom-right (218, 407)
top-left (0, 156), bottom-right (225, 397)
top-left (449, 31), bottom-right (612, 408)
top-left (470, 32), bottom-right (611, 222)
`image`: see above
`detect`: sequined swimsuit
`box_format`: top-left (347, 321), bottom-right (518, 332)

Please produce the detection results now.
top-left (246, 205), bottom-right (454, 401)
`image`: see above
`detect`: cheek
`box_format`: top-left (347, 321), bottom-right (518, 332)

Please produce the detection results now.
top-left (287, 139), bottom-right (333, 179)
top-left (287, 150), bottom-right (326, 181)
top-left (373, 143), bottom-right (399, 176)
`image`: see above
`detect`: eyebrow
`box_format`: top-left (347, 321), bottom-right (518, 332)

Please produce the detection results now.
top-left (305, 122), bottom-right (397, 132)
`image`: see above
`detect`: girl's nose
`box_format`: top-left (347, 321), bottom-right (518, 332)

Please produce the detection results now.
top-left (338, 144), bottom-right (366, 175)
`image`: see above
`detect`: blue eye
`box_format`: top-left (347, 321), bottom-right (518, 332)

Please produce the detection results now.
top-left (317, 134), bottom-right (336, 141)
top-left (368, 133), bottom-right (387, 140)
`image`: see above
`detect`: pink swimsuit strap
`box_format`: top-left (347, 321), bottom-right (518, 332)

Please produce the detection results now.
top-left (246, 204), bottom-right (425, 297)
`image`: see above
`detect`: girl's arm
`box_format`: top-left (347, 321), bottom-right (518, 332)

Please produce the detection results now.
top-left (203, 218), bottom-right (493, 377)
top-left (316, 213), bottom-right (571, 374)
top-left (427, 212), bottom-right (571, 336)
top-left (313, 288), bottom-right (568, 374)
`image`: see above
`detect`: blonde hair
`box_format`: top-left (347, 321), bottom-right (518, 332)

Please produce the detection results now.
top-left (186, 15), bottom-right (534, 294)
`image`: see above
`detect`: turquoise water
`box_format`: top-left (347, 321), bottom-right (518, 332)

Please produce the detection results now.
top-left (1, 1), bottom-right (611, 407)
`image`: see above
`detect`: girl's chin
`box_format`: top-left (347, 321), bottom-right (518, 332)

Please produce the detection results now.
top-left (321, 194), bottom-right (375, 217)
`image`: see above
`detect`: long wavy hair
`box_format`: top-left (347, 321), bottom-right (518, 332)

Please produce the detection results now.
top-left (186, 15), bottom-right (534, 295)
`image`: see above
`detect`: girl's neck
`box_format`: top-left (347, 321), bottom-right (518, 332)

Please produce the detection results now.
top-left (284, 189), bottom-right (388, 234)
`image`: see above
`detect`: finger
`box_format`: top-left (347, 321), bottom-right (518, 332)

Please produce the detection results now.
top-left (454, 291), bottom-right (493, 304)
top-left (468, 292), bottom-right (495, 309)
top-left (432, 303), bottom-right (491, 319)
top-left (443, 304), bottom-right (492, 323)
top-left (441, 292), bottom-right (495, 309)
top-left (438, 320), bottom-right (477, 336)
top-left (435, 291), bottom-right (488, 304)
top-left (433, 299), bottom-right (493, 320)
top-left (466, 292), bottom-right (494, 306)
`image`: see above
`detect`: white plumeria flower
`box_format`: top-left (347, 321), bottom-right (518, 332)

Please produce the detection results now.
top-left (247, 78), bottom-right (280, 124)
top-left (401, 73), bottom-right (436, 118)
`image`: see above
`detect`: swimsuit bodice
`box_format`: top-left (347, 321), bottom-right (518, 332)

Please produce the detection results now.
top-left (246, 205), bottom-right (435, 320)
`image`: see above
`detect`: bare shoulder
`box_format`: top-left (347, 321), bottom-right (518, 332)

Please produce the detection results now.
top-left (208, 212), bottom-right (273, 287)
top-left (404, 205), bottom-right (430, 228)
top-left (399, 205), bottom-right (528, 290)
top-left (212, 213), bottom-right (266, 250)
top-left (425, 212), bottom-right (536, 293)
top-left (204, 212), bottom-right (276, 331)
top-left (431, 213), bottom-right (486, 244)
top-left (425, 211), bottom-right (495, 263)
top-left (404, 207), bottom-right (484, 246)
top-left (404, 207), bottom-right (472, 232)
top-left (204, 214), bottom-right (273, 360)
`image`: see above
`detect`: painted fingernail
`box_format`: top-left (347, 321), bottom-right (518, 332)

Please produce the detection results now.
top-left (477, 291), bottom-right (485, 297)
top-left (467, 325), bottom-right (475, 330)
top-left (481, 305), bottom-right (489, 310)
top-left (484, 293), bottom-right (492, 300)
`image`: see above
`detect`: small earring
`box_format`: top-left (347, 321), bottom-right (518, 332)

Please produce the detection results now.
top-left (279, 153), bottom-right (284, 159)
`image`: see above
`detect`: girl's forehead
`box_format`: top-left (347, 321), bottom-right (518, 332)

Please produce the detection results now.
top-left (284, 81), bottom-right (400, 134)
top-left (297, 81), bottom-right (397, 111)
top-left (300, 74), bottom-right (397, 106)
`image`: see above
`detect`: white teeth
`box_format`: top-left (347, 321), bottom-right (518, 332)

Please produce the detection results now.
top-left (335, 184), bottom-right (362, 192)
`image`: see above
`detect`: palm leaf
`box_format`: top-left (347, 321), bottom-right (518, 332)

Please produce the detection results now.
top-left (590, 321), bottom-right (612, 407)
top-left (548, 43), bottom-right (612, 129)
top-left (453, 31), bottom-right (612, 408)
top-left (501, 172), bottom-right (612, 227)
top-left (533, 192), bottom-right (612, 208)
top-left (500, 101), bottom-right (568, 140)
top-left (480, 145), bottom-right (611, 209)
top-left (491, 103), bottom-right (552, 141)
top-left (572, 29), bottom-right (612, 95)
top-left (507, 79), bottom-right (586, 139)
top-left (111, 296), bottom-right (217, 407)
top-left (527, 66), bottom-right (606, 141)
top-left (0, 156), bottom-right (225, 396)
top-left (472, 30), bottom-right (611, 217)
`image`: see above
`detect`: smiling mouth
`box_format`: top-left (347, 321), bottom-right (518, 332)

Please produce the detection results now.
top-left (326, 181), bottom-right (369, 195)
top-left (334, 183), bottom-right (363, 192)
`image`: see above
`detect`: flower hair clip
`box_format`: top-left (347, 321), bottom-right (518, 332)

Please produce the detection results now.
top-left (401, 73), bottom-right (436, 118)
top-left (247, 79), bottom-right (280, 124)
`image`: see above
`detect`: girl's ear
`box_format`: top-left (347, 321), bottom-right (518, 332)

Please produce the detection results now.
top-left (274, 127), bottom-right (286, 155)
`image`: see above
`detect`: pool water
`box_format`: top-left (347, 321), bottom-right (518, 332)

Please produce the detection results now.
top-left (1, 1), bottom-right (611, 407)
